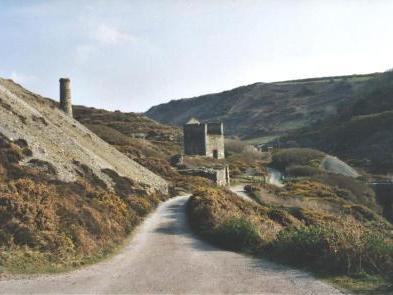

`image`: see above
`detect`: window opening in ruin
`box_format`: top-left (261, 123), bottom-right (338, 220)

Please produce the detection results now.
top-left (213, 149), bottom-right (218, 159)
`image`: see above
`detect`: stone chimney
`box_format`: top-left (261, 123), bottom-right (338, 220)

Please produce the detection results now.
top-left (59, 78), bottom-right (73, 117)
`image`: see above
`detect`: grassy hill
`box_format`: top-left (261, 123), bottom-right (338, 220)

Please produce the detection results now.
top-left (146, 73), bottom-right (378, 140)
top-left (285, 71), bottom-right (393, 174)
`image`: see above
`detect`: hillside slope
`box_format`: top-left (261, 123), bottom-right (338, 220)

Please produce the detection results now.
top-left (0, 78), bottom-right (169, 274)
top-left (146, 74), bottom-right (377, 140)
top-left (0, 78), bottom-right (167, 192)
top-left (285, 71), bottom-right (393, 174)
top-left (73, 106), bottom-right (181, 160)
top-left (73, 106), bottom-right (186, 186)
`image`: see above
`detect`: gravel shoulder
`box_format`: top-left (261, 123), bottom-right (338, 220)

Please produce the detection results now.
top-left (0, 195), bottom-right (343, 294)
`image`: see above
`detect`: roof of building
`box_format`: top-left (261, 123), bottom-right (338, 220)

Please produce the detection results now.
top-left (186, 117), bottom-right (200, 124)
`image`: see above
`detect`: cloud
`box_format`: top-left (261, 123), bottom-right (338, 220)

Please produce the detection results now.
top-left (93, 24), bottom-right (136, 45)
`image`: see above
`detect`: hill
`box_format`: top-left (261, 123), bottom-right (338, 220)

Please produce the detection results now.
top-left (73, 106), bottom-right (184, 184)
top-left (146, 73), bottom-right (378, 141)
top-left (73, 106), bottom-right (181, 166)
top-left (0, 78), bottom-right (168, 273)
top-left (0, 78), bottom-right (167, 192)
top-left (284, 71), bottom-right (393, 174)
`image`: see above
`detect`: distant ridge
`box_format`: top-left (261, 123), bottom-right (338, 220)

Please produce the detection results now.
top-left (146, 73), bottom-right (378, 139)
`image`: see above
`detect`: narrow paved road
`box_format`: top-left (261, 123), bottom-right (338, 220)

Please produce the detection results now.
top-left (0, 195), bottom-right (343, 294)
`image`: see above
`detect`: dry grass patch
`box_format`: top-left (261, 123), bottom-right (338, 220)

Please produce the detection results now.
top-left (0, 135), bottom-right (168, 274)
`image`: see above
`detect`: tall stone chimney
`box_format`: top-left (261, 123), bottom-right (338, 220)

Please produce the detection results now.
top-left (59, 78), bottom-right (73, 117)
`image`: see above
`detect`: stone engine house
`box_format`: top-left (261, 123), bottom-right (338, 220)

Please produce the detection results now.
top-left (183, 118), bottom-right (225, 159)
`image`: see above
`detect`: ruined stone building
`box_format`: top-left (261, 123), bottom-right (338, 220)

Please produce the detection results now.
top-left (181, 118), bottom-right (229, 186)
top-left (183, 118), bottom-right (225, 159)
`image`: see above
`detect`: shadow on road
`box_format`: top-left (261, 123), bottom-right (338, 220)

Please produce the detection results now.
top-left (154, 199), bottom-right (223, 253)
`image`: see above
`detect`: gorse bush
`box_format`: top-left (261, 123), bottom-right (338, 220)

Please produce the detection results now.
top-left (271, 148), bottom-right (325, 171)
top-left (188, 187), bottom-right (393, 288)
top-left (315, 174), bottom-right (376, 208)
top-left (215, 217), bottom-right (261, 251)
top-left (0, 135), bottom-right (168, 273)
top-left (273, 224), bottom-right (393, 279)
top-left (286, 165), bottom-right (322, 177)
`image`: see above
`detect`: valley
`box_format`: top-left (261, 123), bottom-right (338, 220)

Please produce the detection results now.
top-left (0, 194), bottom-right (342, 294)
top-left (2, 2), bottom-right (392, 294)
top-left (0, 75), bottom-right (392, 294)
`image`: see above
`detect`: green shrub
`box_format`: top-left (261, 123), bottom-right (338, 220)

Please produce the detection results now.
top-left (215, 217), bottom-right (261, 251)
top-left (286, 165), bottom-right (323, 177)
top-left (272, 224), bottom-right (393, 278)
top-left (271, 148), bottom-right (325, 171)
top-left (272, 225), bottom-right (341, 270)
top-left (364, 234), bottom-right (393, 280)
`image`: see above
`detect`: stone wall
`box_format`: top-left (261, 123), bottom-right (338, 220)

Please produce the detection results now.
top-left (178, 165), bottom-right (230, 186)
top-left (206, 122), bottom-right (224, 159)
top-left (183, 123), bottom-right (207, 156)
top-left (215, 165), bottom-right (230, 186)
top-left (206, 133), bottom-right (225, 159)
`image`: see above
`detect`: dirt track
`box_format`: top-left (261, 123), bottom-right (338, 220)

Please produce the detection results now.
top-left (0, 195), bottom-right (343, 294)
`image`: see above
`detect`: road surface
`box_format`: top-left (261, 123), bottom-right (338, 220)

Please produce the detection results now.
top-left (0, 195), bottom-right (343, 294)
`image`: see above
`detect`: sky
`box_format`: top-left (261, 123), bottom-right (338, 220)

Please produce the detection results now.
top-left (1, 0), bottom-right (393, 112)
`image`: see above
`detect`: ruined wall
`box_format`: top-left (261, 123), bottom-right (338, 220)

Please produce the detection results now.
top-left (206, 122), bottom-right (225, 159)
top-left (178, 165), bottom-right (230, 186)
top-left (183, 123), bottom-right (207, 156)
top-left (215, 165), bottom-right (230, 186)
top-left (215, 168), bottom-right (227, 186)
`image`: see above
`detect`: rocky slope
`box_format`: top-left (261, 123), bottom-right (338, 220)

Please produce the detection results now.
top-left (0, 78), bottom-right (167, 193)
top-left (146, 73), bottom-right (378, 140)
